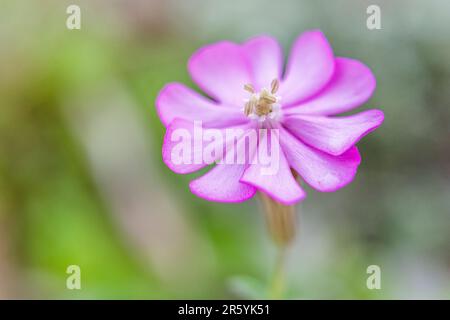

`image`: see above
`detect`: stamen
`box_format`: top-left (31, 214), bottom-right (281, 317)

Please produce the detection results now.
top-left (270, 79), bottom-right (279, 94)
top-left (259, 89), bottom-right (277, 104)
top-left (255, 103), bottom-right (272, 115)
top-left (243, 79), bottom-right (282, 122)
top-left (244, 83), bottom-right (255, 93)
top-left (244, 103), bottom-right (251, 116)
top-left (261, 95), bottom-right (277, 104)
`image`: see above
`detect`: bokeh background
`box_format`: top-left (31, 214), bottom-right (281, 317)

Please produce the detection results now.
top-left (0, 0), bottom-right (449, 299)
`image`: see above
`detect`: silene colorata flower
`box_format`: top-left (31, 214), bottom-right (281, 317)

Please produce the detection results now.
top-left (156, 30), bottom-right (384, 205)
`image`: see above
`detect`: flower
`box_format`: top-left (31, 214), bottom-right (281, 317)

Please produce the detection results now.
top-left (156, 30), bottom-right (384, 205)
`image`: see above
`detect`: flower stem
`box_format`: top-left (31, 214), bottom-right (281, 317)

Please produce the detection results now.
top-left (258, 192), bottom-right (297, 299)
top-left (268, 245), bottom-right (287, 299)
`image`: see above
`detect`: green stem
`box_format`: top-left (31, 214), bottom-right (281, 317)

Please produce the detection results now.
top-left (268, 246), bottom-right (287, 299)
top-left (258, 192), bottom-right (296, 300)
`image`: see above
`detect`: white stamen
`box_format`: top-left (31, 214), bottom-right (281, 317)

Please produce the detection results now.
top-left (242, 79), bottom-right (282, 124)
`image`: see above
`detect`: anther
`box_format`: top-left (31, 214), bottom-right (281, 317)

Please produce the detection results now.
top-left (270, 79), bottom-right (279, 94)
top-left (244, 83), bottom-right (255, 93)
top-left (242, 80), bottom-right (282, 122)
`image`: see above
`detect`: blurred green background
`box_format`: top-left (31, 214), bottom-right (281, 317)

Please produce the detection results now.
top-left (0, 0), bottom-right (449, 299)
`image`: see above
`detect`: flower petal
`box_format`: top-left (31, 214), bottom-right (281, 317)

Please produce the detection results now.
top-left (189, 163), bottom-right (256, 203)
top-left (188, 41), bottom-right (252, 107)
top-left (278, 30), bottom-right (335, 106)
top-left (156, 82), bottom-right (247, 127)
top-left (162, 118), bottom-right (251, 174)
top-left (283, 109), bottom-right (384, 156)
top-left (240, 130), bottom-right (306, 205)
top-left (242, 35), bottom-right (283, 91)
top-left (285, 58), bottom-right (376, 116)
top-left (280, 127), bottom-right (361, 192)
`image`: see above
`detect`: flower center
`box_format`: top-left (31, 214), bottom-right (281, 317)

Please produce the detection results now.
top-left (243, 79), bottom-right (282, 123)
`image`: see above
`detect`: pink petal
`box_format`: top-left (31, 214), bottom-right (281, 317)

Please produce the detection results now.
top-left (242, 35), bottom-right (283, 91)
top-left (283, 109), bottom-right (384, 156)
top-left (156, 82), bottom-right (247, 128)
top-left (280, 127), bottom-right (361, 192)
top-left (189, 163), bottom-right (256, 203)
top-left (240, 130), bottom-right (306, 205)
top-left (162, 118), bottom-right (251, 174)
top-left (285, 58), bottom-right (376, 116)
top-left (188, 41), bottom-right (252, 107)
top-left (278, 30), bottom-right (335, 106)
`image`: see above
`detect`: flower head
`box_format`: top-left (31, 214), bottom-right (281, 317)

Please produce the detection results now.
top-left (156, 30), bottom-right (384, 205)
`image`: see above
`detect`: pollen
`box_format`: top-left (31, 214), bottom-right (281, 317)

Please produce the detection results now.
top-left (243, 79), bottom-right (282, 122)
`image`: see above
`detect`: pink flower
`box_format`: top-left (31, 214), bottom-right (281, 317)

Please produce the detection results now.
top-left (156, 30), bottom-right (384, 205)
